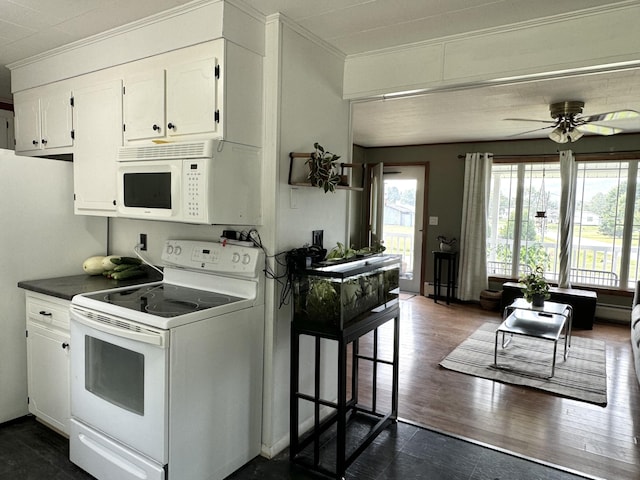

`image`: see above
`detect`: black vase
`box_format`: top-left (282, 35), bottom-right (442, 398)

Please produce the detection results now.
top-left (532, 294), bottom-right (546, 307)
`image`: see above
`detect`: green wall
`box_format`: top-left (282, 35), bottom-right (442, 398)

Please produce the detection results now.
top-left (356, 133), bottom-right (640, 306)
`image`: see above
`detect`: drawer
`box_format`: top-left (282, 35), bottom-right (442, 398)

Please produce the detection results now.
top-left (26, 293), bottom-right (70, 331)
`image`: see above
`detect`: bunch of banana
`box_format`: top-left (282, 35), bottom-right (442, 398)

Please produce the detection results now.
top-left (102, 256), bottom-right (147, 280)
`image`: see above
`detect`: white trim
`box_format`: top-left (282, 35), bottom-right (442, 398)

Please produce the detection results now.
top-left (270, 13), bottom-right (345, 61)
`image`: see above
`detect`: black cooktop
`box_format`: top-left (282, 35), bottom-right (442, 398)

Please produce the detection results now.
top-left (83, 283), bottom-right (243, 318)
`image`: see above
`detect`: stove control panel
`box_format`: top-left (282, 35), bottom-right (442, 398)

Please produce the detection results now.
top-left (162, 239), bottom-right (262, 276)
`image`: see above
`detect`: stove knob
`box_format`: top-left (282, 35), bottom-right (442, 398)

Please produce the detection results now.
top-left (242, 254), bottom-right (251, 265)
top-left (232, 252), bottom-right (241, 263)
top-left (166, 245), bottom-right (174, 254)
top-left (174, 246), bottom-right (182, 255)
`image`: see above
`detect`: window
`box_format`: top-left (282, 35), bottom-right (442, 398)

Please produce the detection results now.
top-left (487, 158), bottom-right (640, 289)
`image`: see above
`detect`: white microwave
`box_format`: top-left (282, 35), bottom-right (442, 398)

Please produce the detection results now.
top-left (116, 140), bottom-right (261, 225)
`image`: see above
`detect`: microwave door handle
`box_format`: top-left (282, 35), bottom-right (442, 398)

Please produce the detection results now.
top-left (71, 311), bottom-right (166, 347)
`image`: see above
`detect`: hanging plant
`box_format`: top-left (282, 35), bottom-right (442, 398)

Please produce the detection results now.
top-left (306, 142), bottom-right (341, 193)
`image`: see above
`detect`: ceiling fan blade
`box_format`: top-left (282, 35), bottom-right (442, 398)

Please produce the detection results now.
top-left (581, 110), bottom-right (640, 123)
top-left (576, 124), bottom-right (623, 136)
top-left (507, 125), bottom-right (555, 137)
top-left (504, 118), bottom-right (555, 124)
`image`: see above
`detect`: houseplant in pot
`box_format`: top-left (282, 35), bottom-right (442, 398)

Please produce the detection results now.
top-left (306, 142), bottom-right (341, 193)
top-left (520, 266), bottom-right (550, 307)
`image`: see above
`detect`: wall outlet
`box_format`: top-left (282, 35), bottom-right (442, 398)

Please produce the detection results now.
top-left (139, 233), bottom-right (147, 251)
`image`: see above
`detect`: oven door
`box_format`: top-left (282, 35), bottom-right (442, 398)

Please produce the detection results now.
top-left (70, 306), bottom-right (169, 463)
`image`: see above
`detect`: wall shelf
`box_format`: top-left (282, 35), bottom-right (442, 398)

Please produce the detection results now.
top-left (288, 152), bottom-right (364, 191)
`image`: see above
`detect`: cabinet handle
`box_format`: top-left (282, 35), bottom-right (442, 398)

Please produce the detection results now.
top-left (41, 139), bottom-right (47, 145)
top-left (167, 122), bottom-right (175, 130)
top-left (39, 310), bottom-right (52, 316)
top-left (62, 342), bottom-right (69, 350)
top-left (152, 124), bottom-right (161, 132)
top-left (32, 140), bottom-right (38, 145)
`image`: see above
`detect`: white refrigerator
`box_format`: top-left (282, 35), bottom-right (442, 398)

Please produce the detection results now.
top-left (0, 149), bottom-right (107, 423)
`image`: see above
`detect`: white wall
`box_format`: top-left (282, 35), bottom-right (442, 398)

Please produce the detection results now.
top-left (260, 15), bottom-right (350, 457)
top-left (109, 218), bottom-right (230, 263)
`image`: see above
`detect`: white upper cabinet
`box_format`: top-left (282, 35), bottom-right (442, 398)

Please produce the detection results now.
top-left (122, 70), bottom-right (166, 141)
top-left (14, 87), bottom-right (73, 155)
top-left (0, 111), bottom-right (13, 149)
top-left (122, 40), bottom-right (262, 147)
top-left (73, 79), bottom-right (123, 216)
top-left (124, 57), bottom-right (220, 142)
top-left (166, 57), bottom-right (219, 138)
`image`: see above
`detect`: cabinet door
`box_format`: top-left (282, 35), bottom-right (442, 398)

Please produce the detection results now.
top-left (123, 70), bottom-right (165, 142)
top-left (166, 58), bottom-right (218, 137)
top-left (40, 90), bottom-right (73, 149)
top-left (14, 95), bottom-right (41, 152)
top-left (0, 115), bottom-right (10, 149)
top-left (73, 80), bottom-right (122, 215)
top-left (26, 322), bottom-right (70, 435)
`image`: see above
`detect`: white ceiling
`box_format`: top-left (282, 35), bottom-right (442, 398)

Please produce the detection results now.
top-left (1, 0), bottom-right (639, 147)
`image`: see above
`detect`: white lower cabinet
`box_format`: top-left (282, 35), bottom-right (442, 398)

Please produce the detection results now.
top-left (25, 293), bottom-right (71, 435)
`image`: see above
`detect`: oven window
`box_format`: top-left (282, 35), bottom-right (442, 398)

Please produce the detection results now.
top-left (123, 172), bottom-right (171, 209)
top-left (85, 336), bottom-right (145, 415)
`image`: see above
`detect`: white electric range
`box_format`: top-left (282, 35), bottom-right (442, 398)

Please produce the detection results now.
top-left (69, 239), bottom-right (265, 480)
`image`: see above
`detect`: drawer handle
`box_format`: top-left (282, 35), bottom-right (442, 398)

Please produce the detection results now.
top-left (39, 310), bottom-right (52, 316)
top-left (62, 342), bottom-right (69, 350)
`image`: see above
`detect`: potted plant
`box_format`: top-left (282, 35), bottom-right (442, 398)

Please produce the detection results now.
top-left (306, 142), bottom-right (341, 193)
top-left (437, 236), bottom-right (457, 252)
top-left (520, 266), bottom-right (550, 307)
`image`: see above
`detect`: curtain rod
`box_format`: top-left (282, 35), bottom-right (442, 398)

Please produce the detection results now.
top-left (457, 150), bottom-right (640, 160)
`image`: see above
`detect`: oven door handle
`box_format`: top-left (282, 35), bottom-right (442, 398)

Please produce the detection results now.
top-left (71, 310), bottom-right (167, 348)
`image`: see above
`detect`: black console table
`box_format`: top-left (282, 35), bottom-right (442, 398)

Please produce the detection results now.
top-left (433, 251), bottom-right (458, 304)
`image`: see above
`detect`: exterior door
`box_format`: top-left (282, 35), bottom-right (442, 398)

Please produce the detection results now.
top-left (382, 165), bottom-right (426, 293)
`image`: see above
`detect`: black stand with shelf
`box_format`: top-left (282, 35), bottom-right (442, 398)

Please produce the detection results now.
top-left (433, 250), bottom-right (458, 304)
top-left (290, 304), bottom-right (400, 479)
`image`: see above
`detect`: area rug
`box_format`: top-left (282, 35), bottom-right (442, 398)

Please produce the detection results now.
top-left (439, 322), bottom-right (607, 406)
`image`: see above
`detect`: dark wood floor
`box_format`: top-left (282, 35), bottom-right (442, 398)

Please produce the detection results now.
top-left (358, 295), bottom-right (640, 480)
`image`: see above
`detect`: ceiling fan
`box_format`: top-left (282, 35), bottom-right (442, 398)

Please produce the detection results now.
top-left (506, 101), bottom-right (640, 143)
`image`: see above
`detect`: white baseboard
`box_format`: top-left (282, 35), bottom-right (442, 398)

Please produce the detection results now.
top-left (595, 304), bottom-right (631, 323)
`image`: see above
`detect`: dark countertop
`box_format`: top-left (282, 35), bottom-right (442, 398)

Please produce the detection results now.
top-left (18, 266), bottom-right (164, 301)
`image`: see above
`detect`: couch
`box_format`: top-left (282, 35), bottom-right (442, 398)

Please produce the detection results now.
top-left (632, 281), bottom-right (640, 385)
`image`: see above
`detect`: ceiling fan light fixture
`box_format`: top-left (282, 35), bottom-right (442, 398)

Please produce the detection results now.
top-left (548, 126), bottom-right (569, 143)
top-left (567, 128), bottom-right (584, 142)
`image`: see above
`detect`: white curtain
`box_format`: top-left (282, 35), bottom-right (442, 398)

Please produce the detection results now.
top-left (558, 150), bottom-right (577, 288)
top-left (457, 152), bottom-right (492, 301)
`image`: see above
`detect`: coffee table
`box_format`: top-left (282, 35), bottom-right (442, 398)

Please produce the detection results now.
top-left (494, 309), bottom-right (569, 378)
top-left (504, 298), bottom-right (573, 347)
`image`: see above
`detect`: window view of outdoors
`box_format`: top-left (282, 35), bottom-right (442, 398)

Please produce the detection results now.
top-left (487, 160), bottom-right (640, 288)
top-left (383, 178), bottom-right (417, 280)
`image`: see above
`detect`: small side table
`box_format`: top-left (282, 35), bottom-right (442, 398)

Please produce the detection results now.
top-left (433, 251), bottom-right (457, 304)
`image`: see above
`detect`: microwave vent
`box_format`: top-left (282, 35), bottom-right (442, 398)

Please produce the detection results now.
top-left (118, 140), bottom-right (215, 161)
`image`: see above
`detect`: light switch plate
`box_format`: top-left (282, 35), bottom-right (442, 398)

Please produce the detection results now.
top-left (429, 216), bottom-right (439, 225)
